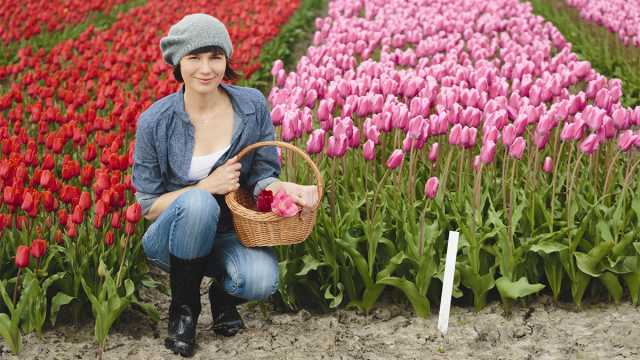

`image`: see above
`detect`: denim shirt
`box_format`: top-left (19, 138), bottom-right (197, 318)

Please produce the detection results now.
top-left (132, 83), bottom-right (280, 222)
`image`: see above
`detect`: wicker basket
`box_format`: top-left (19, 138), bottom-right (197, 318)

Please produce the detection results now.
top-left (224, 141), bottom-right (324, 247)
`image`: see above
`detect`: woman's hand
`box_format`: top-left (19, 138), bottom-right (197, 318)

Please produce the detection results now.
top-left (266, 181), bottom-right (319, 209)
top-left (196, 156), bottom-right (242, 195)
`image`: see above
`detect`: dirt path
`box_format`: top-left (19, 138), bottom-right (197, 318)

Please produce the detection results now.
top-left (2, 273), bottom-right (639, 360)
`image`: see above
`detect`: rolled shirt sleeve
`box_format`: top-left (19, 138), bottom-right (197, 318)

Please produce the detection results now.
top-left (132, 113), bottom-right (164, 216)
top-left (248, 94), bottom-right (281, 198)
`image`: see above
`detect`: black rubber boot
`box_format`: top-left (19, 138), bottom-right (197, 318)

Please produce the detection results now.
top-left (209, 281), bottom-right (246, 337)
top-left (165, 255), bottom-right (207, 357)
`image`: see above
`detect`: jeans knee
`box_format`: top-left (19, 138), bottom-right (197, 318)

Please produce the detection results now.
top-left (170, 189), bottom-right (220, 259)
top-left (226, 250), bottom-right (279, 301)
top-left (176, 188), bottom-right (220, 227)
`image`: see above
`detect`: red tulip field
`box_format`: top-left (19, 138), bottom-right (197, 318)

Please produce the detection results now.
top-left (1, 0), bottom-right (640, 359)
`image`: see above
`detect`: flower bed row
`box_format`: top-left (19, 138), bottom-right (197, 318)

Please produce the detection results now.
top-left (0, 0), bottom-right (146, 70)
top-left (0, 0), bottom-right (130, 44)
top-left (267, 0), bottom-right (640, 316)
top-left (0, 0), bottom-right (300, 355)
top-left (564, 0), bottom-right (640, 48)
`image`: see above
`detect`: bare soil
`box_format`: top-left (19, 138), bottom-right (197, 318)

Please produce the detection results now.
top-left (2, 270), bottom-right (639, 360)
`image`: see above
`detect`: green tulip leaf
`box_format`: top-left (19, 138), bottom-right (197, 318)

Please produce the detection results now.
top-left (575, 241), bottom-right (614, 277)
top-left (623, 271), bottom-right (640, 305)
top-left (0, 313), bottom-right (21, 354)
top-left (323, 283), bottom-right (344, 309)
top-left (296, 255), bottom-right (327, 276)
top-left (530, 241), bottom-right (568, 254)
top-left (377, 276), bottom-right (430, 318)
top-left (596, 221), bottom-right (614, 243)
top-left (495, 276), bottom-right (545, 300)
top-left (50, 293), bottom-right (74, 327)
top-left (599, 272), bottom-right (623, 304)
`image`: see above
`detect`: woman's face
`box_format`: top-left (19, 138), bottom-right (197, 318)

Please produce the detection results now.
top-left (179, 51), bottom-right (226, 94)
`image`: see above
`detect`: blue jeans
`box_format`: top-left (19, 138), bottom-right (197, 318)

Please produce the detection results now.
top-left (142, 189), bottom-right (279, 301)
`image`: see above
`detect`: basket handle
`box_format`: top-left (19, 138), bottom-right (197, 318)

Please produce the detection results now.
top-left (233, 140), bottom-right (324, 205)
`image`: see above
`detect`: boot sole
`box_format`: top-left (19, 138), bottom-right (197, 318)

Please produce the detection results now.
top-left (165, 337), bottom-right (195, 357)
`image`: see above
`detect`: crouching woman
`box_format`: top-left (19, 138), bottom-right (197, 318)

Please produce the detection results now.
top-left (132, 13), bottom-right (317, 357)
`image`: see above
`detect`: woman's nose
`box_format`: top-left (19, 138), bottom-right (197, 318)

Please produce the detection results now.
top-left (198, 59), bottom-right (214, 73)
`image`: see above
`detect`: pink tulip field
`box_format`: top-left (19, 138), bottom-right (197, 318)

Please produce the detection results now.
top-left (564, 0), bottom-right (640, 47)
top-left (268, 0), bottom-right (640, 315)
top-left (1, 0), bottom-right (640, 357)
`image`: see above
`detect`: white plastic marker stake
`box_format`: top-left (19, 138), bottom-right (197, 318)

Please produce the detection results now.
top-left (438, 231), bottom-right (459, 336)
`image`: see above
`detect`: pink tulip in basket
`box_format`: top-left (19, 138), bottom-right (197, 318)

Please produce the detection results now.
top-left (224, 141), bottom-right (323, 247)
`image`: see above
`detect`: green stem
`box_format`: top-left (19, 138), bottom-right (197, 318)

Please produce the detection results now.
top-left (12, 268), bottom-right (21, 305)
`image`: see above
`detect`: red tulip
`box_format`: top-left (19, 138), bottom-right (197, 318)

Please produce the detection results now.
top-left (105, 231), bottom-right (115, 247)
top-left (125, 221), bottom-right (135, 236)
top-left (15, 245), bottom-right (30, 268)
top-left (125, 203), bottom-right (142, 223)
top-left (111, 211), bottom-right (122, 229)
top-left (30, 239), bottom-right (47, 259)
top-left (71, 204), bottom-right (84, 225)
top-left (21, 191), bottom-right (34, 212)
top-left (66, 221), bottom-right (78, 238)
top-left (256, 189), bottom-right (274, 212)
top-left (42, 191), bottom-right (57, 212)
top-left (54, 229), bottom-right (64, 245)
top-left (79, 191), bottom-right (91, 211)
top-left (76, 165), bottom-right (93, 187)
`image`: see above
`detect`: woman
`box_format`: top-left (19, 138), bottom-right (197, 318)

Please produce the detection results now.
top-left (132, 13), bottom-right (317, 357)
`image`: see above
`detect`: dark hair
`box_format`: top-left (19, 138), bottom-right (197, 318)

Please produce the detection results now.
top-left (172, 45), bottom-right (240, 82)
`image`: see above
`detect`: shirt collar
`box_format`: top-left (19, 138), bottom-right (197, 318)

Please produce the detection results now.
top-left (173, 83), bottom-right (255, 124)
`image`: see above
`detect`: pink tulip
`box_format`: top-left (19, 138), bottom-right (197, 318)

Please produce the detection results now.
top-left (483, 126), bottom-right (500, 144)
top-left (281, 112), bottom-right (297, 142)
top-left (326, 135), bottom-right (348, 158)
top-left (271, 59), bottom-right (284, 77)
top-left (473, 155), bottom-right (481, 171)
top-left (402, 134), bottom-right (415, 152)
top-left (317, 99), bottom-right (333, 122)
top-left (386, 149), bottom-right (404, 170)
top-left (428, 142), bottom-right (439, 163)
top-left (479, 140), bottom-right (497, 164)
top-left (601, 116), bottom-right (617, 139)
top-left (533, 130), bottom-right (550, 150)
top-left (612, 108), bottom-right (628, 129)
top-left (408, 116), bottom-right (424, 140)
top-left (502, 124), bottom-right (516, 148)
top-left (579, 134), bottom-right (601, 155)
top-left (618, 129), bottom-right (635, 152)
top-left (363, 139), bottom-right (375, 161)
top-left (424, 177), bottom-right (439, 199)
top-left (349, 127), bottom-right (361, 148)
top-left (508, 137), bottom-right (526, 159)
top-left (276, 69), bottom-right (286, 87)
top-left (271, 191), bottom-right (300, 218)
top-left (305, 89), bottom-right (318, 108)
top-left (306, 129), bottom-right (325, 154)
top-left (365, 124), bottom-right (381, 144)
top-left (449, 124), bottom-right (462, 145)
top-left (271, 105), bottom-right (285, 126)
top-left (543, 156), bottom-right (553, 173)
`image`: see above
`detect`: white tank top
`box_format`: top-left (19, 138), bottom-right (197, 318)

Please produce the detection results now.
top-left (188, 145), bottom-right (230, 181)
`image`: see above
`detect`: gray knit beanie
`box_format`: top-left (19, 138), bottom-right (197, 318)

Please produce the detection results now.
top-left (160, 13), bottom-right (233, 66)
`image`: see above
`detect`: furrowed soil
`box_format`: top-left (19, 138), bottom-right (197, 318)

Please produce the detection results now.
top-left (2, 270), bottom-right (639, 360)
